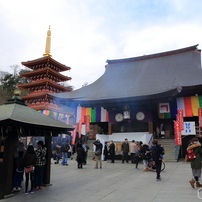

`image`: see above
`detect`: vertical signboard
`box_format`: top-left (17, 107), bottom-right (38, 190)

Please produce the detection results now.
top-left (199, 108), bottom-right (202, 127)
top-left (177, 109), bottom-right (184, 130)
top-left (174, 121), bottom-right (182, 145)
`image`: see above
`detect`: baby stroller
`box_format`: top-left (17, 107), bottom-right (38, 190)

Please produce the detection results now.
top-left (53, 152), bottom-right (62, 164)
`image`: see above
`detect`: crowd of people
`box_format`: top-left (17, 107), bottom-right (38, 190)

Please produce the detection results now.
top-left (12, 139), bottom-right (47, 194)
top-left (92, 138), bottom-right (165, 181)
top-left (12, 136), bottom-right (165, 196)
top-left (13, 135), bottom-right (202, 196)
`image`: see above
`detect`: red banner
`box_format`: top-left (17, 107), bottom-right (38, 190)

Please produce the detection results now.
top-left (177, 109), bottom-right (184, 130)
top-left (77, 121), bottom-right (82, 138)
top-left (199, 108), bottom-right (202, 127)
top-left (71, 126), bottom-right (77, 145)
top-left (174, 121), bottom-right (182, 145)
top-left (84, 115), bottom-right (90, 133)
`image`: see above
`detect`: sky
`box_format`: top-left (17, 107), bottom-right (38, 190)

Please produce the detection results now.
top-left (0, 0), bottom-right (202, 90)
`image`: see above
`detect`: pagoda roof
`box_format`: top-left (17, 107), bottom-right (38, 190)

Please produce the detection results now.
top-left (17, 79), bottom-right (72, 92)
top-left (19, 67), bottom-right (71, 81)
top-left (51, 45), bottom-right (202, 105)
top-left (21, 92), bottom-right (52, 99)
top-left (21, 56), bottom-right (71, 72)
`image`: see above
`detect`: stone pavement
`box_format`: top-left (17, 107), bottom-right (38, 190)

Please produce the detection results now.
top-left (2, 159), bottom-right (202, 202)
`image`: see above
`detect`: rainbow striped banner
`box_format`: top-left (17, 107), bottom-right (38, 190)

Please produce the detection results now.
top-left (177, 96), bottom-right (202, 117)
top-left (37, 110), bottom-right (70, 124)
top-left (76, 106), bottom-right (109, 123)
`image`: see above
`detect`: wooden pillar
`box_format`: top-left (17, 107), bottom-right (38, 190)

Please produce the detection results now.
top-left (0, 133), bottom-right (15, 199)
top-left (108, 123), bottom-right (112, 135)
top-left (148, 122), bottom-right (153, 134)
top-left (43, 131), bottom-right (52, 186)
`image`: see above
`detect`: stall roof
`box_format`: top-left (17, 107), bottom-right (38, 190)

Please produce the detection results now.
top-left (51, 45), bottom-right (202, 103)
top-left (0, 98), bottom-right (74, 132)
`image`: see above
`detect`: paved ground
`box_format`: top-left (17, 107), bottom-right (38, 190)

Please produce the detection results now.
top-left (2, 158), bottom-right (202, 202)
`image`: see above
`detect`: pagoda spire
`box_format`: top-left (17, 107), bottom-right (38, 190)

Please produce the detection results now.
top-left (43, 25), bottom-right (52, 57)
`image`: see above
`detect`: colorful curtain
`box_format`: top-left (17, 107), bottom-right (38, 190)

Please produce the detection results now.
top-left (76, 106), bottom-right (109, 123)
top-left (176, 95), bottom-right (202, 117)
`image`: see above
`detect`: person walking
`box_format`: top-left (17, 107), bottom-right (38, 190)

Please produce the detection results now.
top-left (121, 138), bottom-right (129, 164)
top-left (23, 145), bottom-right (37, 194)
top-left (129, 140), bottom-right (137, 164)
top-left (82, 142), bottom-right (89, 165)
top-left (151, 139), bottom-right (165, 181)
top-left (187, 137), bottom-right (202, 188)
top-left (61, 140), bottom-right (70, 166)
top-left (140, 143), bottom-right (151, 171)
top-left (93, 139), bottom-right (103, 169)
top-left (34, 141), bottom-right (46, 190)
top-left (109, 140), bottom-right (115, 163)
top-left (103, 142), bottom-right (109, 161)
top-left (133, 141), bottom-right (141, 170)
top-left (77, 144), bottom-right (85, 169)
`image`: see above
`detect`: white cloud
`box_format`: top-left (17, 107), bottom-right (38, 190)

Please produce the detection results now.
top-left (0, 0), bottom-right (202, 89)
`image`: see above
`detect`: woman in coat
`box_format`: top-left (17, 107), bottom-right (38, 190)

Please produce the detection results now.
top-left (188, 137), bottom-right (202, 188)
top-left (109, 140), bottom-right (115, 163)
top-left (23, 145), bottom-right (37, 194)
top-left (77, 144), bottom-right (85, 169)
top-left (103, 142), bottom-right (108, 161)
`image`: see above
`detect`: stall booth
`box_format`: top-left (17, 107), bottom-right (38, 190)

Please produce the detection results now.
top-left (0, 96), bottom-right (74, 199)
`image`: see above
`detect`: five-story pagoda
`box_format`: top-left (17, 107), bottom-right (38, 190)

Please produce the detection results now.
top-left (17, 26), bottom-right (73, 123)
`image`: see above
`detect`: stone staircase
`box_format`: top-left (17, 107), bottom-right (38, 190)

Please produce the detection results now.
top-left (157, 139), bottom-right (177, 162)
top-left (86, 140), bottom-right (95, 159)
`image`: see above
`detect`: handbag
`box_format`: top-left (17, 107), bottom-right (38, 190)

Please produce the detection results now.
top-left (95, 149), bottom-right (101, 155)
top-left (25, 166), bottom-right (34, 173)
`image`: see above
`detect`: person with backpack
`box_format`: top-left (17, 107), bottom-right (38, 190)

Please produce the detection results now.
top-left (151, 139), bottom-right (165, 181)
top-left (34, 141), bottom-right (46, 190)
top-left (93, 139), bottom-right (103, 169)
top-left (187, 137), bottom-right (202, 188)
top-left (61, 139), bottom-right (70, 166)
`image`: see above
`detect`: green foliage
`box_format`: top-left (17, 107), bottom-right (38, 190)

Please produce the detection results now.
top-left (2, 74), bottom-right (21, 93)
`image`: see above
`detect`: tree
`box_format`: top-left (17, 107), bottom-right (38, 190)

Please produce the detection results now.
top-left (18, 68), bottom-right (32, 84)
top-left (2, 74), bottom-right (21, 93)
top-left (82, 82), bottom-right (88, 87)
top-left (0, 70), bottom-right (9, 85)
top-left (10, 65), bottom-right (21, 78)
top-left (59, 81), bottom-right (74, 90)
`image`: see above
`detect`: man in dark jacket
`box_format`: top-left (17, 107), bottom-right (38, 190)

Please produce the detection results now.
top-left (121, 138), bottom-right (129, 163)
top-left (151, 139), bottom-right (164, 181)
top-left (93, 139), bottom-right (103, 169)
top-left (61, 140), bottom-right (70, 166)
top-left (109, 140), bottom-right (115, 163)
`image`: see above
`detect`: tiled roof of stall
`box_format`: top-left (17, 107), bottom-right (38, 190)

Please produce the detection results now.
top-left (0, 98), bottom-right (74, 131)
top-left (51, 45), bottom-right (202, 101)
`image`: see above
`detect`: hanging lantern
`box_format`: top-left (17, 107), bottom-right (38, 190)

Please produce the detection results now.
top-left (123, 105), bottom-right (130, 119)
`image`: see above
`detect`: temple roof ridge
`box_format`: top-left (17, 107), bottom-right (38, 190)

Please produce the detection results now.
top-left (106, 44), bottom-right (199, 64)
